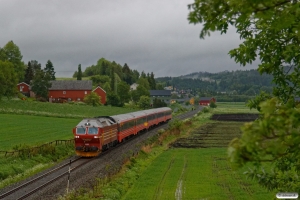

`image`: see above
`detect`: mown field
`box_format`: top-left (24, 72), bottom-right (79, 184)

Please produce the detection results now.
top-left (0, 114), bottom-right (79, 150)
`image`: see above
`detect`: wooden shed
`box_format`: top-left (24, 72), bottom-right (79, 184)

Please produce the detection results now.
top-left (93, 86), bottom-right (106, 104)
top-left (199, 97), bottom-right (216, 106)
top-left (17, 82), bottom-right (30, 96)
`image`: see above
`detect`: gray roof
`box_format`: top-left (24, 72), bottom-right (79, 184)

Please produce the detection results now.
top-left (150, 90), bottom-right (171, 96)
top-left (295, 97), bottom-right (300, 101)
top-left (49, 80), bottom-right (92, 90)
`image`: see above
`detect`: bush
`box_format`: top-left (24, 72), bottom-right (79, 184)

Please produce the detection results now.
top-left (209, 101), bottom-right (217, 108)
top-left (84, 92), bottom-right (101, 106)
top-left (202, 107), bottom-right (210, 113)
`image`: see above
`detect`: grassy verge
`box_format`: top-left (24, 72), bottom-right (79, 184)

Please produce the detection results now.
top-left (0, 144), bottom-right (74, 189)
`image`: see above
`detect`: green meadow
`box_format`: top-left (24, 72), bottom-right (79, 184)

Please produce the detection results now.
top-left (0, 114), bottom-right (79, 150)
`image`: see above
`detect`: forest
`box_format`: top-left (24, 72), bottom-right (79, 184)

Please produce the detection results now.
top-left (156, 70), bottom-right (274, 96)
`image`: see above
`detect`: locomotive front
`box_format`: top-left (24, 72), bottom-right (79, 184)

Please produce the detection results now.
top-left (72, 117), bottom-right (117, 157)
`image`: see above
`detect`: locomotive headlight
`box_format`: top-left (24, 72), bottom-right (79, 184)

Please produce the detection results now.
top-left (94, 136), bottom-right (99, 138)
top-left (75, 136), bottom-right (80, 138)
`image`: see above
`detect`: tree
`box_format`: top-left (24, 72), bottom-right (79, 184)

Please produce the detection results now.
top-left (107, 92), bottom-right (121, 107)
top-left (153, 98), bottom-right (167, 108)
top-left (188, 0), bottom-right (300, 193)
top-left (31, 69), bottom-right (52, 100)
top-left (110, 66), bottom-right (115, 93)
top-left (77, 64), bottom-right (82, 80)
top-left (0, 60), bottom-right (18, 100)
top-left (209, 100), bottom-right (217, 108)
top-left (0, 41), bottom-right (25, 82)
top-left (102, 82), bottom-right (112, 93)
top-left (24, 61), bottom-right (34, 84)
top-left (44, 60), bottom-right (56, 80)
top-left (117, 81), bottom-right (130, 104)
top-left (138, 95), bottom-right (151, 109)
top-left (90, 75), bottom-right (110, 86)
top-left (84, 92), bottom-right (101, 106)
top-left (137, 78), bottom-right (150, 90)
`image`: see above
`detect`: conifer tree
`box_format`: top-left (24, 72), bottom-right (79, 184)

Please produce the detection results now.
top-left (77, 64), bottom-right (82, 80)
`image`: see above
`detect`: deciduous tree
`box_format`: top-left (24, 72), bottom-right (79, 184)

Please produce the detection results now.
top-left (0, 41), bottom-right (25, 82)
top-left (138, 95), bottom-right (151, 109)
top-left (188, 0), bottom-right (300, 193)
top-left (84, 92), bottom-right (101, 106)
top-left (117, 81), bottom-right (130, 104)
top-left (0, 60), bottom-right (17, 100)
top-left (31, 69), bottom-right (52, 100)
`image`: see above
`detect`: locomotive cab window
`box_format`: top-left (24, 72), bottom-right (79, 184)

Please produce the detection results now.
top-left (76, 127), bottom-right (86, 134)
top-left (88, 127), bottom-right (98, 134)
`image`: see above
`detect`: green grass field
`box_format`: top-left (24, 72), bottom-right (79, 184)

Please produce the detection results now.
top-left (0, 100), bottom-right (138, 118)
top-left (123, 148), bottom-right (273, 200)
top-left (0, 114), bottom-right (79, 150)
top-left (213, 102), bottom-right (258, 114)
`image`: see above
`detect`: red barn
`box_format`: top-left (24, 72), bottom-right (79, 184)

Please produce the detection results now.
top-left (17, 82), bottom-right (30, 96)
top-left (48, 80), bottom-right (105, 104)
top-left (93, 86), bottom-right (106, 104)
top-left (199, 97), bottom-right (216, 106)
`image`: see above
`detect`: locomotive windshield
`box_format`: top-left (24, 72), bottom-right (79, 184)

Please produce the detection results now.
top-left (88, 127), bottom-right (98, 134)
top-left (76, 127), bottom-right (86, 134)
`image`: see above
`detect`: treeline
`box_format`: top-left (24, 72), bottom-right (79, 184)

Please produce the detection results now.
top-left (0, 41), bottom-right (56, 100)
top-left (156, 69), bottom-right (274, 96)
top-left (72, 58), bottom-right (166, 108)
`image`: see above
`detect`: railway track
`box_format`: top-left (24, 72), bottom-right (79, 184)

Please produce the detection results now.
top-left (0, 107), bottom-right (202, 200)
top-left (0, 157), bottom-right (91, 200)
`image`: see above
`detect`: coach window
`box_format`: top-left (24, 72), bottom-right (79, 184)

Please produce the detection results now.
top-left (88, 127), bottom-right (98, 134)
top-left (76, 127), bottom-right (86, 134)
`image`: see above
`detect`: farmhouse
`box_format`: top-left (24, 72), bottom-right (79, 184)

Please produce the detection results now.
top-left (48, 80), bottom-right (106, 104)
top-left (17, 82), bottom-right (30, 97)
top-left (199, 97), bottom-right (216, 106)
top-left (130, 83), bottom-right (139, 91)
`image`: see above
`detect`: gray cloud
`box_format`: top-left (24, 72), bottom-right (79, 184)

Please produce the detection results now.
top-left (0, 0), bottom-right (257, 78)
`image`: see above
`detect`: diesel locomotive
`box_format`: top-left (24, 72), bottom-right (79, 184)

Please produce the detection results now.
top-left (72, 107), bottom-right (172, 157)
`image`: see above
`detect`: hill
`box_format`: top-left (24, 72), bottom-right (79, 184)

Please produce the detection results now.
top-left (156, 69), bottom-right (274, 95)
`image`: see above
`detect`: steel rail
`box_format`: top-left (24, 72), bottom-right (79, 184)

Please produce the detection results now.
top-left (0, 157), bottom-right (81, 199)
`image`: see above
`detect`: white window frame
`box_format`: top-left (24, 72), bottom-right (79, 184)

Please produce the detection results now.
top-left (63, 91), bottom-right (66, 94)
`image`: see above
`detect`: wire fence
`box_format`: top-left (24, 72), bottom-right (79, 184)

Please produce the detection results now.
top-left (0, 139), bottom-right (74, 158)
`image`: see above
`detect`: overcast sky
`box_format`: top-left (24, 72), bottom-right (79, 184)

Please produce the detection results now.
top-left (0, 0), bottom-right (257, 78)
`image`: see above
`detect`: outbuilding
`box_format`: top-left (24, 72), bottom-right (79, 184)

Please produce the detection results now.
top-left (93, 86), bottom-right (106, 104)
top-left (17, 82), bottom-right (30, 96)
top-left (199, 97), bottom-right (216, 106)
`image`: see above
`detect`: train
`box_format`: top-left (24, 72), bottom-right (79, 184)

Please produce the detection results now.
top-left (72, 107), bottom-right (172, 157)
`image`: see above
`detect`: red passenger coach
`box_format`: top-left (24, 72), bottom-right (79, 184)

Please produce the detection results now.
top-left (110, 114), bottom-right (136, 142)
